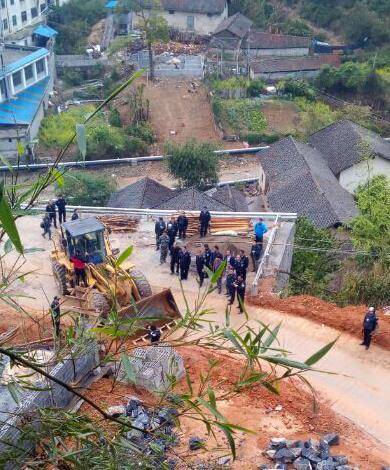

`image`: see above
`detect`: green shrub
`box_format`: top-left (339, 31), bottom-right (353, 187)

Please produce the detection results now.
top-left (165, 139), bottom-right (218, 189)
top-left (281, 79), bottom-right (316, 101)
top-left (124, 137), bottom-right (148, 156)
top-left (126, 122), bottom-right (155, 144)
top-left (108, 109), bottom-right (123, 128)
top-left (62, 70), bottom-right (84, 86)
top-left (240, 132), bottom-right (281, 145)
top-left (247, 79), bottom-right (266, 97)
top-left (213, 99), bottom-right (267, 134)
top-left (58, 171), bottom-right (116, 206)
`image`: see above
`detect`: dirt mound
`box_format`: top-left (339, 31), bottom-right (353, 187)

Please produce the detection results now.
top-left (185, 234), bottom-right (252, 256)
top-left (248, 294), bottom-right (390, 350)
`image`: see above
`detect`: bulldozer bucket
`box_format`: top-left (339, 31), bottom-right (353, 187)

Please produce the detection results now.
top-left (118, 289), bottom-right (182, 329)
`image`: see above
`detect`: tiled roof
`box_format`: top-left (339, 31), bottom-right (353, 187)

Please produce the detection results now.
top-left (309, 120), bottom-right (390, 176)
top-left (251, 54), bottom-right (341, 74)
top-left (214, 12), bottom-right (253, 38)
top-left (157, 0), bottom-right (226, 14)
top-left (205, 185), bottom-right (248, 211)
top-left (245, 31), bottom-right (310, 49)
top-left (259, 137), bottom-right (358, 227)
top-left (156, 187), bottom-right (233, 211)
top-left (107, 177), bottom-right (174, 209)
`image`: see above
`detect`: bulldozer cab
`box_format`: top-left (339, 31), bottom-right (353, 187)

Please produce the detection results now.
top-left (61, 217), bottom-right (109, 264)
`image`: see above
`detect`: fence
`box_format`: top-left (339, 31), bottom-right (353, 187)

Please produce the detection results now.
top-left (131, 51), bottom-right (205, 78)
top-left (0, 342), bottom-right (99, 469)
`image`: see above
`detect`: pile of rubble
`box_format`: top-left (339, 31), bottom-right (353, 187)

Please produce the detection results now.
top-left (260, 434), bottom-right (354, 469)
top-left (98, 215), bottom-right (140, 233)
top-left (153, 40), bottom-right (206, 55)
top-left (244, 181), bottom-right (261, 197)
top-left (108, 396), bottom-right (179, 465)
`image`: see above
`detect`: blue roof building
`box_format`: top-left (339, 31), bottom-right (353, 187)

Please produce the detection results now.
top-left (0, 44), bottom-right (53, 160)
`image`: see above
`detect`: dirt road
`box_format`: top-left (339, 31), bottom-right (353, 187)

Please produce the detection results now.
top-left (2, 216), bottom-right (390, 455)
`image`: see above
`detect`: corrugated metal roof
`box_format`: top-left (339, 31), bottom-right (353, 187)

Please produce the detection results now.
top-left (214, 12), bottom-right (253, 38)
top-left (33, 24), bottom-right (58, 38)
top-left (251, 54), bottom-right (341, 74)
top-left (0, 47), bottom-right (49, 78)
top-left (0, 77), bottom-right (50, 125)
top-left (105, 0), bottom-right (117, 8)
top-left (63, 217), bottom-right (105, 237)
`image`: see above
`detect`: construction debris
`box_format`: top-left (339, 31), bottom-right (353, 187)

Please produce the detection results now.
top-left (153, 40), bottom-right (206, 55)
top-left (98, 215), bottom-right (140, 233)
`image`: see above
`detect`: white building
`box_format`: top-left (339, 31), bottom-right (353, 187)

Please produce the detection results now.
top-left (131, 0), bottom-right (228, 36)
top-left (0, 43), bottom-right (54, 160)
top-left (309, 120), bottom-right (390, 194)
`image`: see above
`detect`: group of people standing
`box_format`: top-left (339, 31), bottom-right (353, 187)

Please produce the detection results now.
top-left (41, 196), bottom-right (79, 239)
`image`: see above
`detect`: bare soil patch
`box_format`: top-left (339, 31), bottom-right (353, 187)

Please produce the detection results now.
top-left (262, 100), bottom-right (303, 135)
top-left (88, 19), bottom-right (105, 45)
top-left (249, 294), bottom-right (390, 351)
top-left (81, 346), bottom-right (389, 468)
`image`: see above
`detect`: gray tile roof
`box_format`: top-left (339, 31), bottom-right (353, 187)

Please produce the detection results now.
top-left (309, 120), bottom-right (390, 176)
top-left (259, 137), bottom-right (358, 228)
top-left (214, 12), bottom-right (253, 38)
top-left (205, 185), bottom-right (249, 211)
top-left (244, 31), bottom-right (310, 49)
top-left (156, 187), bottom-right (233, 211)
top-left (160, 0), bottom-right (226, 15)
top-left (107, 177), bottom-right (174, 209)
top-left (250, 54), bottom-right (341, 74)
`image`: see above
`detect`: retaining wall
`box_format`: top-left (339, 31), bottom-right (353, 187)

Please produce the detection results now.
top-left (0, 342), bottom-right (99, 468)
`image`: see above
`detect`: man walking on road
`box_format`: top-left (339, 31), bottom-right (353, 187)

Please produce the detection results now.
top-left (41, 214), bottom-right (52, 239)
top-left (46, 200), bottom-right (57, 229)
top-left (56, 195), bottom-right (67, 224)
top-left (170, 244), bottom-right (182, 275)
top-left (361, 306), bottom-right (378, 350)
top-left (234, 275), bottom-right (246, 314)
top-left (159, 230), bottom-right (170, 264)
top-left (199, 206), bottom-right (211, 237)
top-left (227, 268), bottom-right (237, 306)
top-left (167, 217), bottom-right (178, 253)
top-left (177, 212), bottom-right (188, 239)
top-left (155, 217), bottom-right (166, 250)
top-left (196, 250), bottom-right (205, 287)
top-left (250, 242), bottom-right (262, 272)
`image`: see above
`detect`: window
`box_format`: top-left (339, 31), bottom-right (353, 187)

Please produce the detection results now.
top-left (10, 0), bottom-right (14, 4)
top-left (36, 58), bottom-right (45, 74)
top-left (31, 7), bottom-right (37, 18)
top-left (24, 64), bottom-right (33, 81)
top-left (40, 2), bottom-right (46, 11)
top-left (186, 15), bottom-right (194, 30)
top-left (0, 0), bottom-right (5, 9)
top-left (12, 71), bottom-right (22, 88)
top-left (8, 138), bottom-right (12, 143)
top-left (3, 19), bottom-right (7, 30)
top-left (168, 9), bottom-right (174, 14)
top-left (21, 11), bottom-right (27, 22)
top-left (12, 15), bottom-right (17, 26)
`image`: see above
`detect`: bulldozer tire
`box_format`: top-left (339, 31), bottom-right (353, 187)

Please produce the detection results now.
top-left (91, 290), bottom-right (111, 318)
top-left (52, 262), bottom-right (68, 295)
top-left (129, 269), bottom-right (152, 299)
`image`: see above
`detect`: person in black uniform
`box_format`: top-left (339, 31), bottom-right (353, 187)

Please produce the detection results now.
top-left (250, 242), bottom-right (262, 272)
top-left (50, 296), bottom-right (61, 337)
top-left (234, 276), bottom-right (246, 313)
top-left (196, 250), bottom-right (205, 287)
top-left (177, 212), bottom-right (188, 239)
top-left (361, 306), bottom-right (378, 350)
top-left (224, 250), bottom-right (236, 269)
top-left (180, 246), bottom-right (191, 280)
top-left (213, 245), bottom-right (223, 262)
top-left (170, 244), bottom-right (182, 275)
top-left (167, 217), bottom-right (178, 253)
top-left (155, 217), bottom-right (166, 250)
top-left (71, 209), bottom-right (79, 221)
top-left (45, 200), bottom-right (57, 229)
top-left (227, 268), bottom-right (237, 305)
top-left (199, 206), bottom-right (211, 237)
top-left (56, 195), bottom-right (67, 224)
top-left (147, 324), bottom-right (161, 344)
top-left (203, 244), bottom-right (213, 272)
top-left (239, 250), bottom-right (249, 280)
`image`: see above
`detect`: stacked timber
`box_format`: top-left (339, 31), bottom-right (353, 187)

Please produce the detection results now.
top-left (98, 215), bottom-right (140, 233)
top-left (210, 218), bottom-right (251, 235)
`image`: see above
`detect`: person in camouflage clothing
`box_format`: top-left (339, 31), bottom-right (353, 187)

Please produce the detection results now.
top-left (159, 230), bottom-right (170, 264)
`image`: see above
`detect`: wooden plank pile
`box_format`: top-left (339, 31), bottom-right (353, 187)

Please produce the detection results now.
top-left (98, 215), bottom-right (140, 233)
top-left (210, 217), bottom-right (252, 235)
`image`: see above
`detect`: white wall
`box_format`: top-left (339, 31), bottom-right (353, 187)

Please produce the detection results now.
top-left (1, 0), bottom-right (46, 37)
top-left (339, 157), bottom-right (390, 194)
top-left (248, 47), bottom-right (309, 57)
top-left (251, 69), bottom-right (320, 80)
top-left (133, 4), bottom-right (228, 35)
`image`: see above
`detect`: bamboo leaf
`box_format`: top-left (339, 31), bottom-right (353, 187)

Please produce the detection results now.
top-left (121, 354), bottom-right (136, 383)
top-left (115, 246), bottom-right (133, 267)
top-left (260, 323), bottom-right (281, 352)
top-left (305, 337), bottom-right (338, 366)
top-left (211, 260), bottom-right (226, 284)
top-left (197, 397), bottom-right (226, 422)
top-left (185, 369), bottom-right (193, 395)
top-left (0, 155), bottom-right (14, 174)
top-left (17, 142), bottom-right (24, 158)
top-left (0, 182), bottom-right (23, 253)
top-left (215, 423), bottom-right (236, 460)
top-left (7, 382), bottom-right (20, 404)
top-left (76, 123), bottom-right (87, 160)
top-left (4, 238), bottom-right (13, 254)
top-left (260, 355), bottom-right (311, 370)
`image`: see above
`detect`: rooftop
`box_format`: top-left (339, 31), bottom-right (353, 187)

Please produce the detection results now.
top-left (250, 54), bottom-right (341, 74)
top-left (0, 44), bottom-right (49, 78)
top-left (244, 31), bottom-right (310, 49)
top-left (214, 12), bottom-right (253, 38)
top-left (156, 187), bottom-right (233, 211)
top-left (259, 137), bottom-right (358, 227)
top-left (0, 76), bottom-right (50, 125)
top-left (309, 120), bottom-right (390, 176)
top-left (62, 217), bottom-right (105, 237)
top-left (140, 0), bottom-right (226, 14)
top-left (107, 177), bottom-right (174, 209)
top-left (205, 185), bottom-right (248, 212)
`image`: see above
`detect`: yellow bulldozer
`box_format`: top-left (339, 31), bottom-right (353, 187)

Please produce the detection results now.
top-left (50, 217), bottom-right (180, 330)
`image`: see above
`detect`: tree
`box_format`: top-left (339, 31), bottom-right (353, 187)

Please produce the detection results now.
top-left (58, 171), bottom-right (117, 205)
top-left (296, 98), bottom-right (336, 136)
top-left (121, 0), bottom-right (169, 80)
top-left (165, 140), bottom-right (219, 190)
top-left (281, 18), bottom-right (312, 37)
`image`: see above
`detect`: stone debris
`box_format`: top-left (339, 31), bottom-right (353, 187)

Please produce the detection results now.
top-left (259, 434), bottom-right (358, 470)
